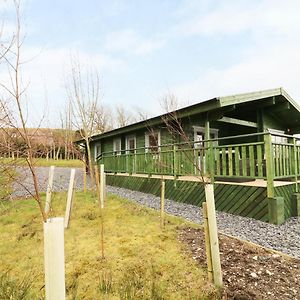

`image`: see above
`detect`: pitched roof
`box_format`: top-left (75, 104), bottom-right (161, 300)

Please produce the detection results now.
top-left (83, 87), bottom-right (300, 142)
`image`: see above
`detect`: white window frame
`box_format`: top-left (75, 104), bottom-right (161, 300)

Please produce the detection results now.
top-left (193, 126), bottom-right (219, 148)
top-left (94, 142), bottom-right (101, 161)
top-left (113, 137), bottom-right (122, 155)
top-left (145, 130), bottom-right (161, 153)
top-left (125, 135), bottom-right (136, 154)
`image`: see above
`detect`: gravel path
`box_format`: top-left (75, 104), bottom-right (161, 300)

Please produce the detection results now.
top-left (107, 186), bottom-right (300, 259)
top-left (11, 167), bottom-right (300, 259)
top-left (12, 166), bottom-right (86, 198)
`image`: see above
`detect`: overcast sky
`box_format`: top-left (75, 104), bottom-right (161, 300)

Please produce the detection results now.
top-left (1, 0), bottom-right (300, 127)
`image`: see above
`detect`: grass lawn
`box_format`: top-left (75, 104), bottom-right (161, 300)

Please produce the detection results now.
top-left (0, 192), bottom-right (216, 299)
top-left (0, 166), bottom-right (14, 201)
top-left (0, 158), bottom-right (84, 168)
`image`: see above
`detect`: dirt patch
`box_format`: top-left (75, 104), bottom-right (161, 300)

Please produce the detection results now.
top-left (179, 228), bottom-right (300, 300)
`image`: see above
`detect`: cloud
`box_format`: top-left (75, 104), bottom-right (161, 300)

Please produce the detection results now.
top-left (0, 45), bottom-right (127, 126)
top-left (169, 42), bottom-right (300, 105)
top-left (104, 29), bottom-right (165, 56)
top-left (163, 0), bottom-right (300, 105)
top-left (176, 0), bottom-right (300, 38)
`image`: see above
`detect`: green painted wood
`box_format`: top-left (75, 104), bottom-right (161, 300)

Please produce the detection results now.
top-left (106, 174), bottom-right (294, 223)
top-left (249, 145), bottom-right (255, 177)
top-left (264, 134), bottom-right (274, 197)
top-left (234, 146), bottom-right (240, 176)
top-left (257, 145), bottom-right (263, 177)
top-left (228, 147), bottom-right (233, 176)
top-left (241, 146), bottom-right (247, 176)
top-left (222, 148), bottom-right (226, 176)
top-left (216, 150), bottom-right (221, 176)
top-left (226, 186), bottom-right (257, 214)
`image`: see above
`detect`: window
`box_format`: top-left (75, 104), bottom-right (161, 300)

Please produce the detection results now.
top-left (126, 135), bottom-right (136, 153)
top-left (94, 143), bottom-right (101, 161)
top-left (145, 131), bottom-right (161, 153)
top-left (193, 126), bottom-right (218, 148)
top-left (113, 138), bottom-right (122, 155)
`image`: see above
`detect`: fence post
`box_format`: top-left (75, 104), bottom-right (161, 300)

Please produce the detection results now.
top-left (204, 184), bottom-right (223, 287)
top-left (64, 169), bottom-right (76, 229)
top-left (202, 202), bottom-right (213, 282)
top-left (264, 133), bottom-right (275, 198)
top-left (45, 166), bottom-right (55, 215)
top-left (44, 217), bottom-right (66, 300)
top-left (160, 179), bottom-right (165, 228)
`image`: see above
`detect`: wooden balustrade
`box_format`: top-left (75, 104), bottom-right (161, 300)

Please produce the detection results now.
top-left (98, 132), bottom-right (300, 182)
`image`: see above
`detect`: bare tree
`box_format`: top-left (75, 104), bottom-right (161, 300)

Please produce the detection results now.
top-left (115, 105), bottom-right (134, 128)
top-left (160, 92), bottom-right (180, 113)
top-left (0, 0), bottom-right (47, 221)
top-left (94, 103), bottom-right (113, 134)
top-left (65, 56), bottom-right (100, 182)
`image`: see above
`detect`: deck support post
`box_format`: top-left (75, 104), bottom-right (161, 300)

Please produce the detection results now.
top-left (291, 193), bottom-right (300, 216)
top-left (268, 197), bottom-right (285, 224)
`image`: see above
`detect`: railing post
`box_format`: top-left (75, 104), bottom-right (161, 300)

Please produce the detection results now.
top-left (264, 133), bottom-right (275, 198)
top-left (204, 120), bottom-right (210, 178)
top-left (173, 144), bottom-right (178, 177)
top-left (293, 137), bottom-right (298, 192)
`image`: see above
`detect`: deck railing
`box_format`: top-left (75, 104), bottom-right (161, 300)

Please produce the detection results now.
top-left (99, 132), bottom-right (300, 182)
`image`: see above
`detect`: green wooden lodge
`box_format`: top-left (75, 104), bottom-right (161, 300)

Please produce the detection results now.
top-left (84, 88), bottom-right (300, 224)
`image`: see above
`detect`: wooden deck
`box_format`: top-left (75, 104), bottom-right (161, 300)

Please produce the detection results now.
top-left (107, 172), bottom-right (296, 188)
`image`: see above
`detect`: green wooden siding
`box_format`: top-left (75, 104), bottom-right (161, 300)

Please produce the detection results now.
top-left (107, 174), bottom-right (269, 222)
top-left (274, 184), bottom-right (297, 219)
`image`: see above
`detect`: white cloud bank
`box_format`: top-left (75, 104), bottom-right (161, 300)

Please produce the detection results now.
top-left (169, 0), bottom-right (300, 104)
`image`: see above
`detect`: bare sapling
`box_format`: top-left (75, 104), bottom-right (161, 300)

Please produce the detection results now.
top-left (0, 0), bottom-right (46, 222)
top-left (161, 98), bottom-right (222, 287)
top-left (64, 169), bottom-right (76, 228)
top-left (160, 178), bottom-right (165, 228)
top-left (45, 166), bottom-right (55, 214)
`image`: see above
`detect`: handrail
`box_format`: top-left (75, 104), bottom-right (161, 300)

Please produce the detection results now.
top-left (99, 132), bottom-right (271, 157)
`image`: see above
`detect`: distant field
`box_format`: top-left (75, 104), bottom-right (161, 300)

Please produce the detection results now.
top-left (0, 158), bottom-right (84, 168)
top-left (0, 192), bottom-right (215, 299)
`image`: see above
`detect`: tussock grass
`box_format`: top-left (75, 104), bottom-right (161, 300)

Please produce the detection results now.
top-left (0, 191), bottom-right (216, 299)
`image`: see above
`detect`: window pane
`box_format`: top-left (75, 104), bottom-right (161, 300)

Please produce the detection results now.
top-left (148, 133), bottom-right (159, 153)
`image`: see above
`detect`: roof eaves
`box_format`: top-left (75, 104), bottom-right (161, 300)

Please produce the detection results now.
top-left (218, 88), bottom-right (282, 107)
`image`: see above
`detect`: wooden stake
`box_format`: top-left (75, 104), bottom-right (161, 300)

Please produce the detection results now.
top-left (205, 184), bottom-right (223, 287)
top-left (202, 202), bottom-right (213, 282)
top-left (83, 164), bottom-right (87, 193)
top-left (45, 166), bottom-right (55, 215)
top-left (64, 169), bottom-right (76, 229)
top-left (100, 164), bottom-right (105, 209)
top-left (160, 179), bottom-right (165, 228)
top-left (44, 217), bottom-right (66, 300)
top-left (95, 165), bottom-right (100, 203)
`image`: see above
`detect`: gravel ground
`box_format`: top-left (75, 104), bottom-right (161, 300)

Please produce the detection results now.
top-left (12, 166), bottom-right (86, 198)
top-left (11, 167), bottom-right (300, 259)
top-left (107, 186), bottom-right (300, 259)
